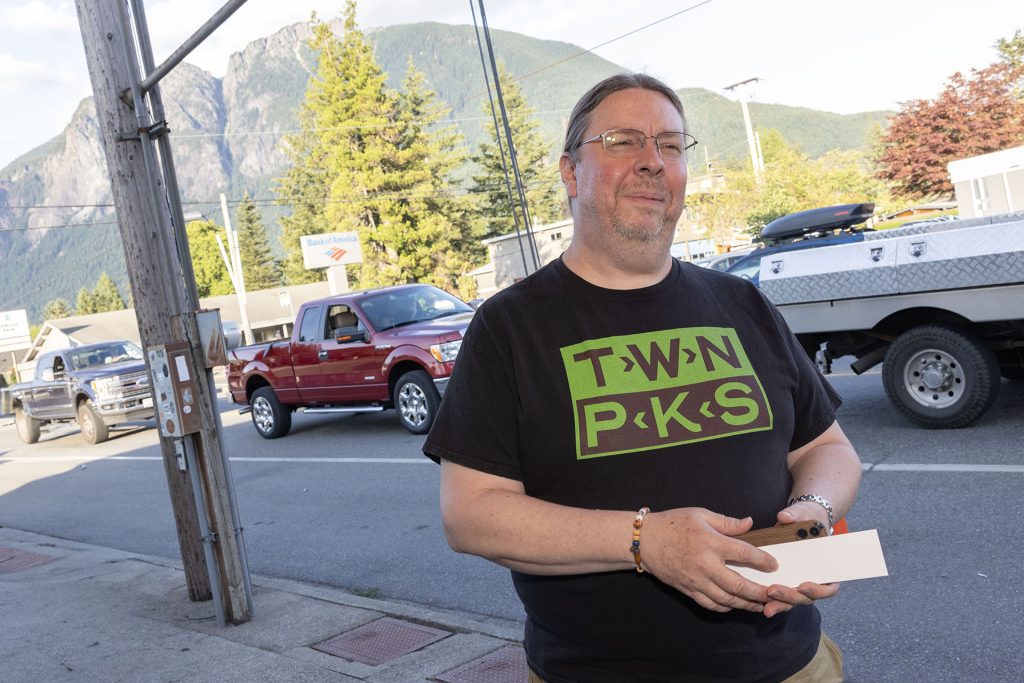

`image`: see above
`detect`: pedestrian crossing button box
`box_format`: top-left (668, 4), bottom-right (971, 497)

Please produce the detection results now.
top-left (147, 342), bottom-right (203, 437)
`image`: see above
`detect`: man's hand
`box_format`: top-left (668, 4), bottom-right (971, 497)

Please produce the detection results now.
top-left (761, 501), bottom-right (840, 618)
top-left (640, 508), bottom-right (779, 614)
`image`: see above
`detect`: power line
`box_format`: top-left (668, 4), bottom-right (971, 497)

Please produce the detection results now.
top-left (0, 178), bottom-right (570, 231)
top-left (0, 220), bottom-right (118, 233)
top-left (511, 0), bottom-right (717, 85)
top-left (2, 5), bottom-right (722, 218)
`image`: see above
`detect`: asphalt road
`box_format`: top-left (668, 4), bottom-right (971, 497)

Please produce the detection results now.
top-left (1, 365), bottom-right (1022, 682)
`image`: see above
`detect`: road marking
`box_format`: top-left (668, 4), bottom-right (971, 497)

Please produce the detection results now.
top-left (862, 463), bottom-right (1024, 473)
top-left (1, 457), bottom-right (1020, 472)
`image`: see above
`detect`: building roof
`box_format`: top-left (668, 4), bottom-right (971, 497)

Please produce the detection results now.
top-left (481, 218), bottom-right (573, 245)
top-left (21, 282), bottom-right (331, 363)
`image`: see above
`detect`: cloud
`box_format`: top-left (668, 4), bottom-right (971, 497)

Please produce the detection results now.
top-left (0, 0), bottom-right (78, 36)
top-left (0, 53), bottom-right (80, 93)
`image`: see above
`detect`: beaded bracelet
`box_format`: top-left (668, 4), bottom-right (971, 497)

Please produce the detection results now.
top-left (630, 507), bottom-right (650, 573)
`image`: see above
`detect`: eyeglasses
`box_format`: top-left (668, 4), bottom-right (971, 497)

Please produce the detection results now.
top-left (579, 128), bottom-right (698, 159)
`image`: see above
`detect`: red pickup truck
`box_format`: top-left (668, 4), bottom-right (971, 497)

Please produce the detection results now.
top-left (227, 284), bottom-right (474, 437)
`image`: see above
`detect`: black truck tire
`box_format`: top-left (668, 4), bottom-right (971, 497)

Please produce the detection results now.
top-left (78, 400), bottom-right (110, 444)
top-left (393, 370), bottom-right (440, 435)
top-left (15, 407), bottom-right (41, 444)
top-left (882, 325), bottom-right (1000, 429)
top-left (251, 386), bottom-right (292, 439)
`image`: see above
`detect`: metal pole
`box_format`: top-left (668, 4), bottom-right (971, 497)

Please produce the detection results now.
top-left (129, 0), bottom-right (202, 311)
top-left (114, 0), bottom-right (186, 315)
top-left (469, 0), bottom-right (531, 279)
top-left (221, 194), bottom-right (253, 345)
top-left (476, 0), bottom-right (541, 272)
top-left (139, 0), bottom-right (248, 94)
top-left (207, 367), bottom-right (254, 616)
top-left (724, 78), bottom-right (762, 184)
top-left (183, 438), bottom-right (226, 627)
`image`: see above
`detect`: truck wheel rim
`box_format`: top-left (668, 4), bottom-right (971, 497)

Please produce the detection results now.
top-left (253, 396), bottom-right (274, 433)
top-left (398, 383), bottom-right (428, 426)
top-left (81, 410), bottom-right (94, 440)
top-left (902, 348), bottom-right (966, 409)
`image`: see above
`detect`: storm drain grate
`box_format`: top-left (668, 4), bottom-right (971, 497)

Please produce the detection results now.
top-left (0, 547), bottom-right (58, 574)
top-left (435, 644), bottom-right (528, 683)
top-left (313, 617), bottom-right (450, 666)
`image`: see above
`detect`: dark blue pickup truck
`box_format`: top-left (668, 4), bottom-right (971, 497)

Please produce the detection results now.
top-left (8, 341), bottom-right (154, 444)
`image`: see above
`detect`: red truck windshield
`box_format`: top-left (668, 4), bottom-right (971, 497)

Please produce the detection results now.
top-left (360, 286), bottom-right (473, 332)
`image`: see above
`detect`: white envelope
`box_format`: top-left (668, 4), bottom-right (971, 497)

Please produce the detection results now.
top-left (728, 529), bottom-right (888, 586)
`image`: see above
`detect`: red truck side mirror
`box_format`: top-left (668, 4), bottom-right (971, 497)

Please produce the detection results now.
top-left (334, 327), bottom-right (368, 344)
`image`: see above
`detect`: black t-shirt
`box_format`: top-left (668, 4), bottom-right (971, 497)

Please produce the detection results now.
top-left (424, 258), bottom-right (842, 683)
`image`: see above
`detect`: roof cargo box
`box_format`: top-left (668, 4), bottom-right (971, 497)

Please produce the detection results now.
top-left (761, 203), bottom-right (874, 244)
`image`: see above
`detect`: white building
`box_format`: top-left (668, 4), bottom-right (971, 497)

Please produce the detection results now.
top-left (949, 145), bottom-right (1024, 218)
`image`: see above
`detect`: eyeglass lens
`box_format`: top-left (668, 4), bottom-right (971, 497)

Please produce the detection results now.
top-left (601, 129), bottom-right (694, 158)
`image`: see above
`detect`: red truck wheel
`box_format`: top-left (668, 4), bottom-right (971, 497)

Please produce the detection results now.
top-left (394, 370), bottom-right (440, 435)
top-left (251, 386), bottom-right (292, 439)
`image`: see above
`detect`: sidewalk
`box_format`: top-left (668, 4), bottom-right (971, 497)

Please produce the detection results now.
top-left (0, 527), bottom-right (526, 682)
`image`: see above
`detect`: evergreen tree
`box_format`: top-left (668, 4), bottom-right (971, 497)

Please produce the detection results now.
top-left (76, 287), bottom-right (99, 315)
top-left (353, 60), bottom-right (469, 289)
top-left (277, 2), bottom-right (471, 290)
top-left (277, 2), bottom-right (393, 285)
top-left (92, 272), bottom-right (126, 312)
top-left (185, 219), bottom-right (234, 297)
top-left (43, 298), bottom-right (73, 320)
top-left (469, 63), bottom-right (565, 241)
top-left (237, 195), bottom-right (284, 291)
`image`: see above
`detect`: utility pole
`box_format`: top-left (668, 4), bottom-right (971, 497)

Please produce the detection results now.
top-left (75, 0), bottom-right (252, 624)
top-left (215, 194), bottom-right (253, 345)
top-left (724, 77), bottom-right (764, 183)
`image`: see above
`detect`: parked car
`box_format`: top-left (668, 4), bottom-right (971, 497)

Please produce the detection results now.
top-left (8, 341), bottom-right (154, 444)
top-left (227, 283), bottom-right (474, 437)
top-left (723, 203), bottom-right (875, 284)
top-left (691, 249), bottom-right (755, 272)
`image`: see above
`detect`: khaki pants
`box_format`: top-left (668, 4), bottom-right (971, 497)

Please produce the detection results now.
top-left (527, 632), bottom-right (843, 683)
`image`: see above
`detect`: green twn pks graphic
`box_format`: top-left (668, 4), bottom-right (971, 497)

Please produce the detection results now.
top-left (561, 327), bottom-right (773, 458)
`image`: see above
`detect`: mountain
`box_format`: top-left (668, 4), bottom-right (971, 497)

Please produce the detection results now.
top-left (0, 21), bottom-right (891, 323)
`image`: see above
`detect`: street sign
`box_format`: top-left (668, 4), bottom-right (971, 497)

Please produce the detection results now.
top-left (0, 309), bottom-right (31, 353)
top-left (300, 232), bottom-right (363, 269)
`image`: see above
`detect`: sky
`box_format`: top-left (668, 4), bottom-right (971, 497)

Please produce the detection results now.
top-left (0, 0), bottom-right (1020, 170)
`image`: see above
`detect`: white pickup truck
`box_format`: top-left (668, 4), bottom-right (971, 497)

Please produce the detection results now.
top-left (755, 208), bottom-right (1024, 428)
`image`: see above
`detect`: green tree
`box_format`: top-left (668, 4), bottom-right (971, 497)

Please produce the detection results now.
top-left (92, 272), bottom-right (126, 312)
top-left (996, 29), bottom-right (1024, 70)
top-left (43, 298), bottom-right (73, 321)
top-left (237, 195), bottom-right (283, 291)
top-left (469, 63), bottom-right (565, 241)
top-left (186, 219), bottom-right (234, 297)
top-left (352, 60), bottom-right (470, 288)
top-left (687, 129), bottom-right (889, 242)
top-left (278, 2), bottom-right (472, 290)
top-left (277, 4), bottom-right (392, 284)
top-left (75, 287), bottom-right (98, 315)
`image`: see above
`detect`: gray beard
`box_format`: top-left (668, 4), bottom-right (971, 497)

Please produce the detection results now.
top-left (612, 217), bottom-right (671, 243)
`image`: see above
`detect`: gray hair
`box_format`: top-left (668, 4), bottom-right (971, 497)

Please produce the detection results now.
top-left (563, 73), bottom-right (687, 162)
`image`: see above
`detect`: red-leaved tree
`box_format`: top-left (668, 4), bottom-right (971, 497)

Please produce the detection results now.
top-left (876, 59), bottom-right (1024, 199)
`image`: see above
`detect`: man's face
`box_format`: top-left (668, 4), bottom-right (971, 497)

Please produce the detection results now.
top-left (560, 88), bottom-right (688, 250)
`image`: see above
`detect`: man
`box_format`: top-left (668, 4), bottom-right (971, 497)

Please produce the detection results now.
top-left (424, 73), bottom-right (862, 683)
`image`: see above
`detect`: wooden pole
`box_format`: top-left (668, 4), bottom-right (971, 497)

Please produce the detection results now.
top-left (74, 1), bottom-right (253, 622)
top-left (74, 0), bottom-right (210, 601)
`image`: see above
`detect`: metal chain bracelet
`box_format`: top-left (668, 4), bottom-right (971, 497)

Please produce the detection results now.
top-left (787, 494), bottom-right (834, 534)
